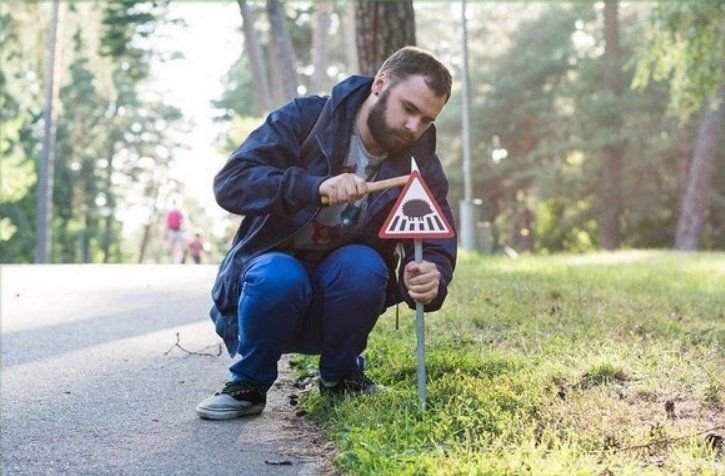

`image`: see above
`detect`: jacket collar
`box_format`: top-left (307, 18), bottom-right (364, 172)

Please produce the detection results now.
top-left (315, 76), bottom-right (372, 170)
top-left (328, 75), bottom-right (373, 113)
top-left (318, 75), bottom-right (438, 175)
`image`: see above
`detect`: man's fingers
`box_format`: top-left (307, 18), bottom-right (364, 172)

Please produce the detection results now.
top-left (336, 184), bottom-right (346, 204)
top-left (320, 174), bottom-right (367, 205)
top-left (403, 260), bottom-right (440, 305)
top-left (344, 178), bottom-right (363, 202)
top-left (351, 176), bottom-right (367, 201)
top-left (407, 277), bottom-right (438, 292)
top-left (405, 263), bottom-right (440, 286)
top-left (405, 261), bottom-right (437, 274)
top-left (355, 179), bottom-right (367, 197)
top-left (408, 288), bottom-right (436, 305)
top-left (408, 286), bottom-right (437, 300)
top-left (407, 269), bottom-right (439, 286)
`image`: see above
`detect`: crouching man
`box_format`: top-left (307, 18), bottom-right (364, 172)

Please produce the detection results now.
top-left (197, 47), bottom-right (457, 420)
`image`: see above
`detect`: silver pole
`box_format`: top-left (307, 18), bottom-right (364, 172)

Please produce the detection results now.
top-left (414, 239), bottom-right (426, 410)
top-left (459, 0), bottom-right (475, 251)
top-left (35, 0), bottom-right (60, 263)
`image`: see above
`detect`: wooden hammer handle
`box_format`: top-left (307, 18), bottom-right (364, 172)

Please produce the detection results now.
top-left (320, 174), bottom-right (409, 205)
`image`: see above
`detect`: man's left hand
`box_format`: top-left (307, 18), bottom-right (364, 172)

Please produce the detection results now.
top-left (403, 260), bottom-right (440, 305)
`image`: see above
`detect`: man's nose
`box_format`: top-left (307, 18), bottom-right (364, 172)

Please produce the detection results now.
top-left (405, 117), bottom-right (422, 135)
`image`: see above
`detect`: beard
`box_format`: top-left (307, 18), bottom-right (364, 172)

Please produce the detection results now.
top-left (367, 89), bottom-right (415, 154)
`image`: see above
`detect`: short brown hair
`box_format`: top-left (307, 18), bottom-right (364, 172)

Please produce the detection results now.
top-left (378, 46), bottom-right (452, 101)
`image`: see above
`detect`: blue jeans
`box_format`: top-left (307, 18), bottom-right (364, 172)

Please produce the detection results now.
top-left (229, 244), bottom-right (388, 392)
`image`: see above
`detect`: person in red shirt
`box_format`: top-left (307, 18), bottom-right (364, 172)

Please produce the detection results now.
top-left (166, 204), bottom-right (185, 263)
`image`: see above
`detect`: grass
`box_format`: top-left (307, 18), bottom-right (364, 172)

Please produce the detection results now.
top-left (296, 250), bottom-right (725, 475)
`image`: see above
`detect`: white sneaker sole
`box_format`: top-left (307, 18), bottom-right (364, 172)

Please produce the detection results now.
top-left (196, 403), bottom-right (265, 420)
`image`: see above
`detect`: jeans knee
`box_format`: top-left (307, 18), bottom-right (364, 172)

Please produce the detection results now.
top-left (324, 245), bottom-right (388, 298)
top-left (242, 253), bottom-right (310, 303)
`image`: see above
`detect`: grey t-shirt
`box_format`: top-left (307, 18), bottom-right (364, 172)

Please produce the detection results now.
top-left (290, 128), bottom-right (386, 261)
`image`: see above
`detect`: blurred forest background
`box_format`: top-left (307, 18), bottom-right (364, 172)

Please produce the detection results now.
top-left (1, 0), bottom-right (723, 264)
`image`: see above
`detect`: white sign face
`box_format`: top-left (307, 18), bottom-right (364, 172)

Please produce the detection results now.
top-left (379, 171), bottom-right (454, 239)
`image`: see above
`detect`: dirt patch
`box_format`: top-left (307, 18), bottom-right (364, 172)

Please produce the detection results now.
top-left (274, 355), bottom-right (340, 475)
top-left (545, 379), bottom-right (725, 462)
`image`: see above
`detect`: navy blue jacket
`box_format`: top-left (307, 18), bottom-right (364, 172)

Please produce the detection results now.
top-left (211, 76), bottom-right (457, 355)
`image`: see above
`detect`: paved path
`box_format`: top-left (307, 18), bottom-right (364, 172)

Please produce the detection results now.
top-left (1, 265), bottom-right (334, 475)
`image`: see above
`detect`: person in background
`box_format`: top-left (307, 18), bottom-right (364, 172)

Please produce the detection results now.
top-left (197, 46), bottom-right (457, 420)
top-left (187, 233), bottom-right (204, 264)
top-left (165, 203), bottom-right (185, 264)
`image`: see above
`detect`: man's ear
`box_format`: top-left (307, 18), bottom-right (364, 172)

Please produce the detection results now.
top-left (372, 72), bottom-right (387, 96)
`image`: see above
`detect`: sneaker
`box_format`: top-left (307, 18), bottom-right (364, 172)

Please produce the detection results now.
top-left (319, 371), bottom-right (382, 396)
top-left (196, 381), bottom-right (266, 420)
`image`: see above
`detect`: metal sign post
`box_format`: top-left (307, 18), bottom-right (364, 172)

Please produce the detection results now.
top-left (378, 158), bottom-right (455, 411)
top-left (413, 238), bottom-right (426, 410)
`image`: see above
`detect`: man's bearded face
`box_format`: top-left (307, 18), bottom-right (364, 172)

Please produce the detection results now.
top-left (367, 87), bottom-right (415, 154)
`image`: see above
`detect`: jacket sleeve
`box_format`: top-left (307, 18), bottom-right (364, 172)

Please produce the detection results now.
top-left (397, 155), bottom-right (457, 312)
top-left (213, 97), bottom-right (328, 216)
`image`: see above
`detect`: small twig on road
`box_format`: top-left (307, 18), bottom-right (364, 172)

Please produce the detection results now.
top-left (164, 332), bottom-right (222, 357)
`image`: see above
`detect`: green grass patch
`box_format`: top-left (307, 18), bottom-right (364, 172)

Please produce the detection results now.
top-left (298, 251), bottom-right (725, 474)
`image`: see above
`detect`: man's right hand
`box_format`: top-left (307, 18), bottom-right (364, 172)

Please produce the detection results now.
top-left (319, 173), bottom-right (367, 206)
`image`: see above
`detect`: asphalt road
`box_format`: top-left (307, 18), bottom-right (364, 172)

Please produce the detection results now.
top-left (1, 265), bottom-right (333, 476)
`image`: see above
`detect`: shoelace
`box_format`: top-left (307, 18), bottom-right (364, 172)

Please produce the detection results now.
top-left (219, 381), bottom-right (254, 396)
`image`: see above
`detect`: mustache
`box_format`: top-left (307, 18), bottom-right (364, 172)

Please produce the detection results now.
top-left (393, 130), bottom-right (414, 141)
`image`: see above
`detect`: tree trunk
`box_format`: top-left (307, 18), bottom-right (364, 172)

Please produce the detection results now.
top-left (598, 0), bottom-right (624, 250)
top-left (513, 193), bottom-right (535, 252)
top-left (676, 122), bottom-right (693, 213)
top-left (237, 0), bottom-right (272, 114)
top-left (310, 2), bottom-right (332, 95)
top-left (35, 0), bottom-right (60, 263)
top-left (99, 102), bottom-right (121, 264)
top-left (343, 1), bottom-right (358, 73)
top-left (101, 147), bottom-right (115, 264)
top-left (137, 183), bottom-right (161, 264)
top-left (675, 87), bottom-right (723, 250)
top-left (266, 0), bottom-right (297, 105)
top-left (81, 207), bottom-right (91, 262)
top-left (355, 1), bottom-right (415, 76)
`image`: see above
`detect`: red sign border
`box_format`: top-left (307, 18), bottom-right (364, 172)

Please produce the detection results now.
top-left (378, 170), bottom-right (455, 240)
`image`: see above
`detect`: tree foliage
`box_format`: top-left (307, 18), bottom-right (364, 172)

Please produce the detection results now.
top-left (1, 7), bottom-right (45, 261)
top-left (419, 3), bottom-right (721, 252)
top-left (5, 2), bottom-right (721, 261)
top-left (212, 2), bottom-right (722, 252)
top-left (632, 0), bottom-right (725, 120)
top-left (633, 1), bottom-right (724, 250)
top-left (1, 1), bottom-right (184, 263)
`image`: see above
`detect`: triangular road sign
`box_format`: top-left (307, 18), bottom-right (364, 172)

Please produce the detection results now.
top-left (379, 171), bottom-right (455, 239)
